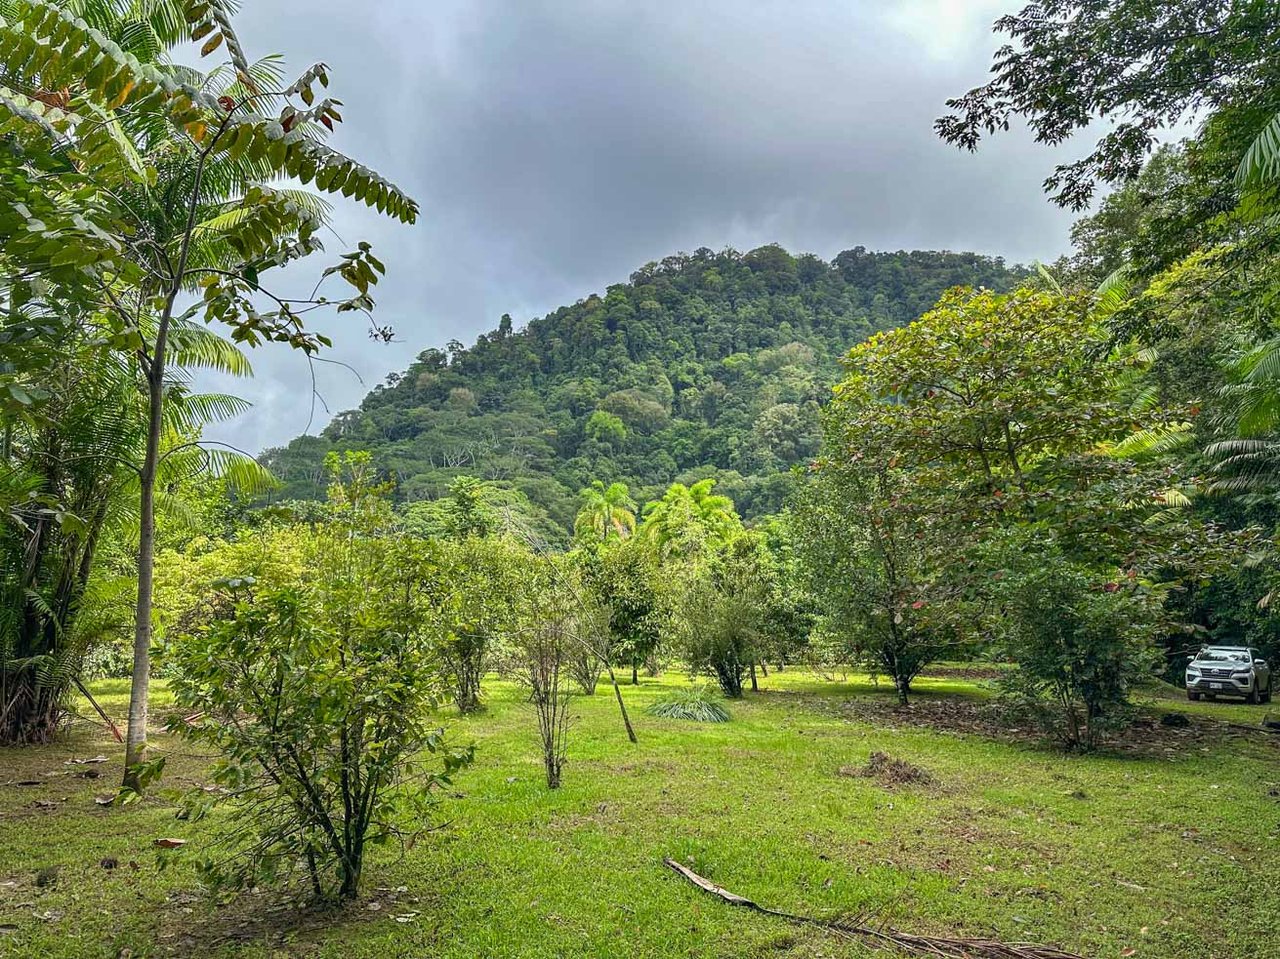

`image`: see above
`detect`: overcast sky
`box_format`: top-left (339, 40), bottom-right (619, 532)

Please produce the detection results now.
top-left (203, 0), bottom-right (1086, 453)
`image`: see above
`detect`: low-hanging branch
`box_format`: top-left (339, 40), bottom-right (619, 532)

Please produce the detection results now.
top-left (662, 858), bottom-right (1086, 959)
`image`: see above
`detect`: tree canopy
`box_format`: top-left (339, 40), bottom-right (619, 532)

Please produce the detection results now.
top-left (262, 247), bottom-right (1024, 530)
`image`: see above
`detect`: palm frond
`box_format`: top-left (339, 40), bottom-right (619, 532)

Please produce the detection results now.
top-left (167, 322), bottom-right (253, 376)
top-left (1094, 265), bottom-right (1134, 320)
top-left (1237, 109), bottom-right (1280, 188)
top-left (1102, 423), bottom-right (1193, 459)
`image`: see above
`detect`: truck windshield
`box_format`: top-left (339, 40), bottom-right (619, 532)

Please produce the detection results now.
top-left (1195, 650), bottom-right (1249, 663)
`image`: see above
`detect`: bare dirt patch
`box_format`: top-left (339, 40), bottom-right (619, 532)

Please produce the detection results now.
top-left (840, 751), bottom-right (935, 788)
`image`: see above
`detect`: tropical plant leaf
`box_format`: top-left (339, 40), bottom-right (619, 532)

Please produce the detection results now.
top-left (1237, 109), bottom-right (1280, 188)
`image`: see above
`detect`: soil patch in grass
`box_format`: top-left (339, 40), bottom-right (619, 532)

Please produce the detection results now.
top-left (840, 750), bottom-right (935, 787)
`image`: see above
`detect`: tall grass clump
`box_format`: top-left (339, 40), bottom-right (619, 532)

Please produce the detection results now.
top-left (646, 686), bottom-right (731, 723)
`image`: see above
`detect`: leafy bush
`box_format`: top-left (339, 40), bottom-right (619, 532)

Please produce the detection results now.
top-left (433, 536), bottom-right (533, 713)
top-left (668, 533), bottom-right (777, 698)
top-left (645, 685), bottom-right (731, 723)
top-left (577, 538), bottom-right (661, 686)
top-left (163, 526), bottom-right (471, 900)
top-left (996, 561), bottom-right (1159, 751)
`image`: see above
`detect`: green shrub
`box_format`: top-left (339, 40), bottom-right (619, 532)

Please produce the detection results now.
top-left (996, 561), bottom-right (1159, 751)
top-left (668, 534), bottom-right (774, 698)
top-left (646, 686), bottom-right (731, 723)
top-left (163, 529), bottom-right (471, 901)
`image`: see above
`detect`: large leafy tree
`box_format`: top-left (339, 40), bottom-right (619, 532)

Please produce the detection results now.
top-left (837, 287), bottom-right (1120, 495)
top-left (938, 0), bottom-right (1280, 210)
top-left (0, 0), bottom-right (417, 785)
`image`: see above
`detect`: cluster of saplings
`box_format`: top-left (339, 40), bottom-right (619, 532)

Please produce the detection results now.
top-left (143, 451), bottom-right (795, 899)
top-left (150, 264), bottom-right (1259, 899)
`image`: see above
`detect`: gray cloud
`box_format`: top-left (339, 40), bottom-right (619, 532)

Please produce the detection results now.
top-left (202, 0), bottom-right (1084, 453)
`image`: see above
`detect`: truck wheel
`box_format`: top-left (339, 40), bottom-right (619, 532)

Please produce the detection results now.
top-left (1247, 687), bottom-right (1260, 705)
top-left (1187, 690), bottom-right (1200, 701)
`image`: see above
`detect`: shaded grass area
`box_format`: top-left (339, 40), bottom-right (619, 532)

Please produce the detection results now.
top-left (1, 670), bottom-right (1278, 958)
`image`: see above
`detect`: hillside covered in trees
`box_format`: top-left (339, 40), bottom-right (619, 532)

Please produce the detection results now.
top-left (263, 246), bottom-right (1023, 531)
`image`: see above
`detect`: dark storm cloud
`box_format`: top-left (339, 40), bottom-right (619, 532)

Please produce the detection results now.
top-left (204, 0), bottom-right (1084, 452)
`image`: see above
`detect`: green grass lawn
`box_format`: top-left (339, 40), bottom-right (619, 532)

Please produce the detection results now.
top-left (2, 670), bottom-right (1278, 958)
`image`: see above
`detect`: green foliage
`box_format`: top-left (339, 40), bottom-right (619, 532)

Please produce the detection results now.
top-left (801, 278), bottom-right (1245, 715)
top-left (792, 451), bottom-right (967, 705)
top-left (0, 0), bottom-right (420, 777)
top-left (993, 550), bottom-right (1160, 751)
top-left (0, 315), bottom-right (258, 743)
top-left (161, 510), bottom-right (471, 900)
top-left (939, 0), bottom-right (1280, 210)
top-left (645, 685), bottom-right (731, 723)
top-left (499, 554), bottom-right (601, 788)
top-left (262, 248), bottom-right (1024, 526)
top-left (400, 477), bottom-right (559, 545)
top-left (584, 409), bottom-right (626, 447)
top-left (573, 480), bottom-right (637, 544)
top-left (433, 535), bottom-right (537, 713)
top-left (640, 478), bottom-right (741, 558)
top-left (836, 286), bottom-right (1120, 492)
top-left (577, 536), bottom-right (661, 684)
top-left (667, 533), bottom-right (775, 699)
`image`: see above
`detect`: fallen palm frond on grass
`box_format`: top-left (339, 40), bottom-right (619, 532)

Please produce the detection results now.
top-left (645, 686), bottom-right (731, 723)
top-left (662, 857), bottom-right (1085, 959)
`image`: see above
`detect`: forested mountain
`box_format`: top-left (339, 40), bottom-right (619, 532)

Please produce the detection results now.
top-left (262, 245), bottom-right (1023, 531)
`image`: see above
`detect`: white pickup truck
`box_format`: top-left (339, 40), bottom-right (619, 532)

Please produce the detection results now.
top-left (1186, 646), bottom-right (1272, 704)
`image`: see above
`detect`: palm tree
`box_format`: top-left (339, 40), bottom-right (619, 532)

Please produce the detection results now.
top-left (574, 481), bottom-right (637, 543)
top-left (640, 479), bottom-right (740, 557)
top-left (0, 315), bottom-right (258, 744)
top-left (1201, 337), bottom-right (1280, 497)
top-left (2, 1), bottom-right (417, 780)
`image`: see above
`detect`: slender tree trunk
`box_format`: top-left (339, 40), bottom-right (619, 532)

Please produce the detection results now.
top-left (123, 355), bottom-right (164, 789)
top-left (631, 660), bottom-right (638, 685)
top-left (123, 133), bottom-right (214, 791)
top-left (749, 662), bottom-right (758, 692)
top-left (759, 661), bottom-right (768, 677)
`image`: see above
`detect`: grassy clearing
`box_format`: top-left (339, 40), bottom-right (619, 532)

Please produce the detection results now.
top-left (1, 670), bottom-right (1277, 958)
